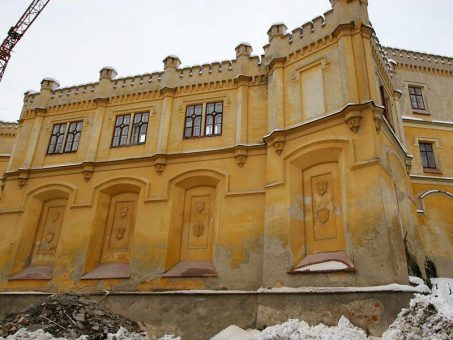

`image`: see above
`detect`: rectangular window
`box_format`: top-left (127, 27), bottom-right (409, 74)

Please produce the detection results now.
top-left (184, 101), bottom-right (223, 138)
top-left (184, 104), bottom-right (203, 138)
top-left (64, 121), bottom-right (83, 152)
top-left (47, 121), bottom-right (83, 154)
top-left (409, 86), bottom-right (426, 110)
top-left (379, 85), bottom-right (394, 129)
top-left (205, 102), bottom-right (223, 136)
top-left (130, 112), bottom-right (149, 144)
top-left (419, 142), bottom-right (437, 169)
top-left (112, 114), bottom-right (131, 147)
top-left (111, 112), bottom-right (149, 147)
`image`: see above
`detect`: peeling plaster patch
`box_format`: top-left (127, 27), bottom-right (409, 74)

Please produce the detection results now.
top-left (288, 195), bottom-right (304, 221)
top-left (215, 235), bottom-right (263, 290)
top-left (69, 251), bottom-right (86, 282)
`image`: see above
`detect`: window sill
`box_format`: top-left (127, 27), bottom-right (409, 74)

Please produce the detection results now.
top-left (183, 134), bottom-right (222, 140)
top-left (46, 150), bottom-right (78, 156)
top-left (110, 143), bottom-right (146, 149)
top-left (289, 251), bottom-right (355, 274)
top-left (81, 263), bottom-right (129, 280)
top-left (423, 168), bottom-right (442, 174)
top-left (9, 265), bottom-right (52, 280)
top-left (412, 109), bottom-right (430, 115)
top-left (162, 261), bottom-right (218, 278)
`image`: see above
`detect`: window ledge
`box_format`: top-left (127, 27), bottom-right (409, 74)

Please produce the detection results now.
top-left (423, 168), bottom-right (442, 174)
top-left (163, 261), bottom-right (218, 278)
top-left (289, 251), bottom-right (355, 274)
top-left (412, 109), bottom-right (430, 115)
top-left (81, 263), bottom-right (129, 280)
top-left (9, 265), bottom-right (52, 281)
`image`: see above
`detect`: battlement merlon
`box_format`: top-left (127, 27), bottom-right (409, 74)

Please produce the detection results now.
top-left (263, 0), bottom-right (370, 65)
top-left (385, 47), bottom-right (453, 72)
top-left (22, 0), bottom-right (373, 112)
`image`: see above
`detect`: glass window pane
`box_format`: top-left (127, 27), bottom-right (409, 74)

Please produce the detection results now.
top-left (215, 102), bottom-right (223, 112)
top-left (195, 105), bottom-right (202, 115)
top-left (421, 153), bottom-right (428, 168)
top-left (207, 103), bottom-right (215, 114)
top-left (409, 87), bottom-right (415, 95)
top-left (184, 127), bottom-right (192, 137)
top-left (187, 106), bottom-right (194, 116)
top-left (215, 123), bottom-right (222, 134)
top-left (194, 116), bottom-right (202, 128)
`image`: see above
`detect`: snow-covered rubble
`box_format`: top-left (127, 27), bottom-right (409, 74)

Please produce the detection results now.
top-left (254, 316), bottom-right (367, 340)
top-left (382, 294), bottom-right (453, 340)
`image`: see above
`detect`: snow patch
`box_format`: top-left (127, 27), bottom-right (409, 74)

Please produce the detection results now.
top-left (293, 261), bottom-right (348, 272)
top-left (409, 275), bottom-right (425, 286)
top-left (211, 325), bottom-right (255, 340)
top-left (254, 316), bottom-right (367, 340)
top-left (2, 327), bottom-right (180, 340)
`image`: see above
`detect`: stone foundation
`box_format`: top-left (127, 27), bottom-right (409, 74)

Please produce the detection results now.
top-left (0, 290), bottom-right (416, 338)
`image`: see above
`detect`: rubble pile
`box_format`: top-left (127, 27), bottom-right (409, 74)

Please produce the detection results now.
top-left (0, 294), bottom-right (143, 339)
top-left (382, 294), bottom-right (453, 340)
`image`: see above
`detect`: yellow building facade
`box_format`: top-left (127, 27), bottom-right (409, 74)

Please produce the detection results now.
top-left (0, 0), bottom-right (451, 335)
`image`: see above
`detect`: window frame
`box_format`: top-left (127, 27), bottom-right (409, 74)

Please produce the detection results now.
top-left (183, 101), bottom-right (224, 139)
top-left (111, 111), bottom-right (149, 147)
top-left (418, 141), bottom-right (441, 173)
top-left (183, 104), bottom-right (204, 139)
top-left (47, 120), bottom-right (84, 155)
top-left (204, 101), bottom-right (224, 137)
top-left (379, 85), bottom-right (393, 129)
top-left (408, 85), bottom-right (428, 113)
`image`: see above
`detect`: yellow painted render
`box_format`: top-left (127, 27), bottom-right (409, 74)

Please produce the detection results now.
top-left (0, 0), bottom-right (451, 293)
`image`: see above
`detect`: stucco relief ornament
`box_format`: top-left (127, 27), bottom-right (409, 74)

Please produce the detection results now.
top-left (45, 231), bottom-right (55, 243)
top-left (50, 211), bottom-right (60, 222)
top-left (314, 180), bottom-right (331, 225)
top-left (121, 207), bottom-right (129, 218)
top-left (115, 227), bottom-right (126, 240)
top-left (193, 223), bottom-right (204, 237)
top-left (196, 201), bottom-right (206, 213)
top-left (345, 112), bottom-right (362, 133)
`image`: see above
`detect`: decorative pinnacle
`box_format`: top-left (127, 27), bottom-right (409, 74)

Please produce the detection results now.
top-left (235, 42), bottom-right (252, 58)
top-left (267, 23), bottom-right (288, 41)
top-left (99, 66), bottom-right (118, 81)
top-left (163, 55), bottom-right (181, 70)
top-left (40, 78), bottom-right (60, 91)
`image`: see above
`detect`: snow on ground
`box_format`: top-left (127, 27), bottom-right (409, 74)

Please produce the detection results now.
top-left (1, 327), bottom-right (180, 340)
top-left (254, 316), bottom-right (367, 340)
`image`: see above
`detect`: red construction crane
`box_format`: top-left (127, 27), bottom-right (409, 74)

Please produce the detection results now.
top-left (0, 0), bottom-right (51, 83)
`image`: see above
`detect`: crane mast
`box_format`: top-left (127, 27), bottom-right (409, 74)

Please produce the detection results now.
top-left (0, 0), bottom-right (51, 83)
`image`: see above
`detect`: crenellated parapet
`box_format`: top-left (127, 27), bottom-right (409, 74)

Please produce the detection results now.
top-left (370, 32), bottom-right (396, 92)
top-left (0, 121), bottom-right (18, 138)
top-left (21, 0), bottom-right (375, 115)
top-left (385, 47), bottom-right (453, 77)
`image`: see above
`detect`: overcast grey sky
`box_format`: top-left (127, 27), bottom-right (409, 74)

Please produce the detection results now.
top-left (0, 0), bottom-right (452, 122)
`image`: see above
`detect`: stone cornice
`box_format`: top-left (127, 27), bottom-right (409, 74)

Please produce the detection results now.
top-left (3, 144), bottom-right (266, 179)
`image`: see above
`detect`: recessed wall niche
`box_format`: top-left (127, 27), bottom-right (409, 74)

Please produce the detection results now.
top-left (82, 183), bottom-right (140, 280)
